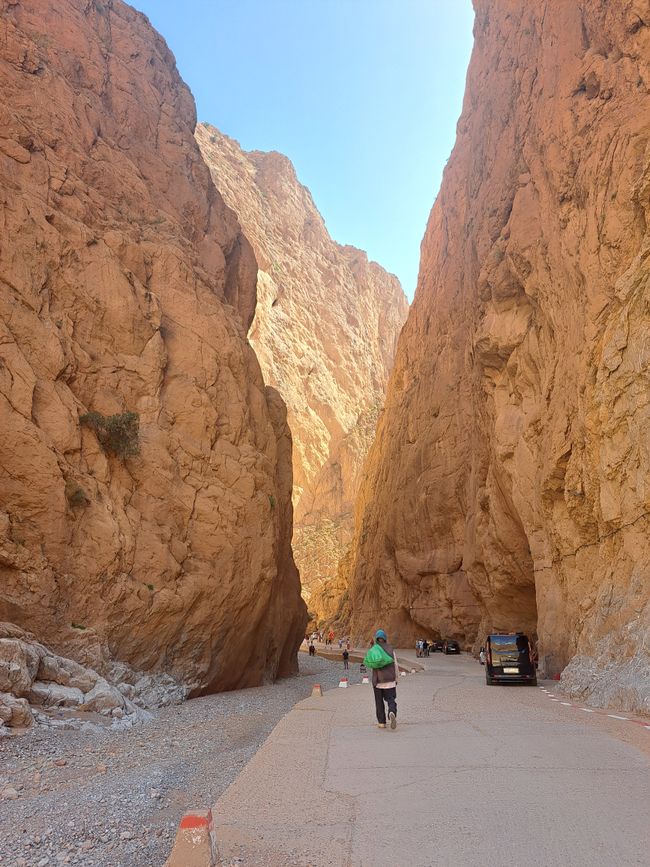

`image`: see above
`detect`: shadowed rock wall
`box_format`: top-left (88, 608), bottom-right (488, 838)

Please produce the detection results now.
top-left (0, 0), bottom-right (306, 694)
top-left (347, 0), bottom-right (650, 713)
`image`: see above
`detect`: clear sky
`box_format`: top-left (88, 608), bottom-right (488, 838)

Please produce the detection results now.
top-left (131, 0), bottom-right (475, 300)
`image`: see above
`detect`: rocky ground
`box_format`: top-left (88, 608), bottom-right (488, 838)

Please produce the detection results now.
top-left (0, 652), bottom-right (350, 867)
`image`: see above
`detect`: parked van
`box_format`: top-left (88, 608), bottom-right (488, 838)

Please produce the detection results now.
top-left (485, 633), bottom-right (537, 686)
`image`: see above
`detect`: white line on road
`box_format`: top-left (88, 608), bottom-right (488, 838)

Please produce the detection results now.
top-left (580, 708), bottom-right (595, 713)
top-left (551, 699), bottom-right (561, 702)
top-left (561, 702), bottom-right (572, 706)
top-left (608, 714), bottom-right (629, 720)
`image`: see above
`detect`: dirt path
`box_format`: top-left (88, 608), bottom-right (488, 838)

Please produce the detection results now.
top-left (0, 654), bottom-right (350, 867)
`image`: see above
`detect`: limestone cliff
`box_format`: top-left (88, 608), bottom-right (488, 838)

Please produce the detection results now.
top-left (196, 126), bottom-right (408, 618)
top-left (347, 0), bottom-right (650, 713)
top-left (0, 0), bottom-right (306, 695)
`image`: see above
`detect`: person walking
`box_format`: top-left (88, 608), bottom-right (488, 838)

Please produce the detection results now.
top-left (309, 641), bottom-right (316, 657)
top-left (369, 629), bottom-right (398, 730)
top-left (342, 648), bottom-right (349, 670)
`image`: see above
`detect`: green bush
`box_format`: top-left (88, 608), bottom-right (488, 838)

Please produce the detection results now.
top-left (80, 411), bottom-right (140, 459)
top-left (64, 479), bottom-right (88, 507)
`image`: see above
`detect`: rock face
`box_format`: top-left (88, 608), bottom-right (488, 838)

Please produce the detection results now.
top-left (0, 0), bottom-right (306, 696)
top-left (196, 126), bottom-right (408, 617)
top-left (346, 0), bottom-right (650, 712)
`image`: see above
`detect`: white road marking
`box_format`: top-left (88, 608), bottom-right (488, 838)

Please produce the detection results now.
top-left (608, 714), bottom-right (629, 721)
top-left (561, 702), bottom-right (571, 706)
top-left (551, 699), bottom-right (561, 702)
top-left (580, 708), bottom-right (595, 713)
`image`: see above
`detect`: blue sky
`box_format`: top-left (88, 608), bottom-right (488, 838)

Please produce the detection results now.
top-left (132, 1), bottom-right (475, 300)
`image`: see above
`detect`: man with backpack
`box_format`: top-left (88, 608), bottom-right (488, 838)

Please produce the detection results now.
top-left (363, 629), bottom-right (399, 730)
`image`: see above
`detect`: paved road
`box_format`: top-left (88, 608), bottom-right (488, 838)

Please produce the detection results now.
top-left (213, 651), bottom-right (650, 867)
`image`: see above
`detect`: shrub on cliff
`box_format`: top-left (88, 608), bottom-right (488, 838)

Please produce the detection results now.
top-left (80, 411), bottom-right (140, 459)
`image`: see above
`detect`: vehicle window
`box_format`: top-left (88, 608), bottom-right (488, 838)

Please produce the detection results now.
top-left (489, 635), bottom-right (530, 664)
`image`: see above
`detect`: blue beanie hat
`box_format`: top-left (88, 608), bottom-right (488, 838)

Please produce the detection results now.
top-left (375, 629), bottom-right (387, 641)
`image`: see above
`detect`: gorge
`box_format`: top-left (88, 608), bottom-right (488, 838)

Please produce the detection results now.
top-left (1, 0), bottom-right (649, 730)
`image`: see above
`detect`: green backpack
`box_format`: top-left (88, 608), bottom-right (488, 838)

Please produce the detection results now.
top-left (363, 643), bottom-right (395, 669)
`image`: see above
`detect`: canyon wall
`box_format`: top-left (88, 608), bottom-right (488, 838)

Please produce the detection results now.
top-left (0, 0), bottom-right (306, 696)
top-left (347, 0), bottom-right (650, 712)
top-left (196, 126), bottom-right (408, 619)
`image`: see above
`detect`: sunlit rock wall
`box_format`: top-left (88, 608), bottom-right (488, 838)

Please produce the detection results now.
top-left (197, 126), bottom-right (408, 619)
top-left (0, 0), bottom-right (306, 695)
top-left (347, 0), bottom-right (650, 713)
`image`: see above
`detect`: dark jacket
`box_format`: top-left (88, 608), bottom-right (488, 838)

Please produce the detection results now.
top-left (371, 641), bottom-right (397, 686)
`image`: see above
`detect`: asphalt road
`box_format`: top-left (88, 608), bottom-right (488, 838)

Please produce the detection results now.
top-left (214, 651), bottom-right (650, 867)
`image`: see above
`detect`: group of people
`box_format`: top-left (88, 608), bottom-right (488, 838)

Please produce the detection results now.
top-left (415, 638), bottom-right (431, 657)
top-left (304, 633), bottom-right (351, 659)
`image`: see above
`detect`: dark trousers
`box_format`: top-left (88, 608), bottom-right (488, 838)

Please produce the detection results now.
top-left (343, 660), bottom-right (349, 669)
top-left (373, 686), bottom-right (397, 724)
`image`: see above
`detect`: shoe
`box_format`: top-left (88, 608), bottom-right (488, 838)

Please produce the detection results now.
top-left (377, 723), bottom-right (386, 728)
top-left (389, 711), bottom-right (397, 730)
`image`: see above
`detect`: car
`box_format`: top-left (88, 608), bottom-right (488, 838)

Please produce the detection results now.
top-left (431, 640), bottom-right (444, 652)
top-left (484, 633), bottom-right (537, 686)
top-left (443, 640), bottom-right (460, 654)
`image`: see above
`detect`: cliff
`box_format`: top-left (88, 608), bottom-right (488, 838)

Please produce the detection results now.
top-left (346, 0), bottom-right (650, 713)
top-left (0, 0), bottom-right (306, 696)
top-left (196, 126), bottom-right (408, 618)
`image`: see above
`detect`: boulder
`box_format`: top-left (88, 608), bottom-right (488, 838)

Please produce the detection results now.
top-left (0, 639), bottom-right (41, 697)
top-left (28, 682), bottom-right (84, 708)
top-left (38, 655), bottom-right (97, 693)
top-left (81, 679), bottom-right (126, 715)
top-left (0, 692), bottom-right (34, 728)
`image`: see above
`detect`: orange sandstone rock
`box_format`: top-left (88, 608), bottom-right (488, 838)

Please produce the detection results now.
top-left (196, 126), bottom-right (408, 619)
top-left (0, 0), bottom-right (306, 693)
top-left (347, 0), bottom-right (650, 712)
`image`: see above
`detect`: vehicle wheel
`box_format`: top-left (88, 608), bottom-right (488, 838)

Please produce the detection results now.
top-left (485, 673), bottom-right (495, 686)
top-left (530, 678), bottom-right (538, 686)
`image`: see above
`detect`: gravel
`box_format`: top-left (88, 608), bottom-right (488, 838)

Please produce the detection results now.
top-left (0, 653), bottom-right (352, 867)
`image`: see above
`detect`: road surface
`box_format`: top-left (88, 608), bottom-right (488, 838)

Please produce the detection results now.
top-left (213, 651), bottom-right (650, 866)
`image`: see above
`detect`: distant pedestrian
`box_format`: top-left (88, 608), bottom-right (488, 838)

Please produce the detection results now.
top-left (366, 629), bottom-right (398, 730)
top-left (342, 649), bottom-right (349, 670)
top-left (346, 639), bottom-right (351, 651)
top-left (422, 639), bottom-right (429, 657)
top-left (309, 642), bottom-right (316, 657)
top-left (338, 638), bottom-right (343, 649)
